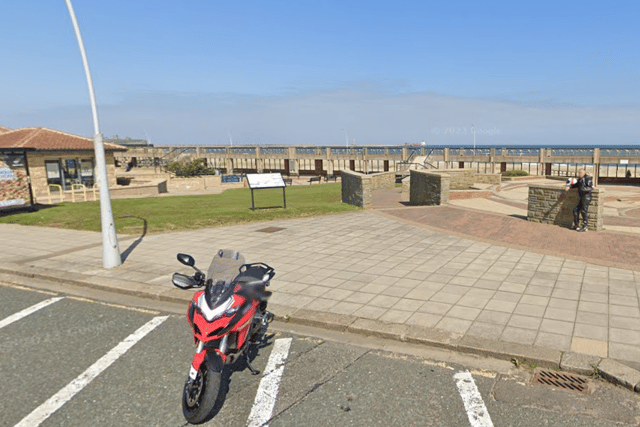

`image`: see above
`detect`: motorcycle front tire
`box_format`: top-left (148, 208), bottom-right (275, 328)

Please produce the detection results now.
top-left (182, 356), bottom-right (222, 424)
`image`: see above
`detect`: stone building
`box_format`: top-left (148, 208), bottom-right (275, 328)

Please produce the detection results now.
top-left (0, 127), bottom-right (125, 197)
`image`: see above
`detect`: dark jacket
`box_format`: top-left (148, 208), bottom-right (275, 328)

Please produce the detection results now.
top-left (571, 174), bottom-right (593, 196)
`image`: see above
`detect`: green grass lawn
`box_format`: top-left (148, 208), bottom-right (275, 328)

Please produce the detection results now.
top-left (0, 184), bottom-right (359, 235)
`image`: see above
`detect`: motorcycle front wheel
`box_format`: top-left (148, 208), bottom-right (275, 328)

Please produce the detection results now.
top-left (182, 357), bottom-right (222, 424)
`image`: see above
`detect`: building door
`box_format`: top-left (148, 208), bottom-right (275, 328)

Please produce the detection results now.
top-left (79, 159), bottom-right (94, 187)
top-left (63, 158), bottom-right (79, 190)
top-left (315, 159), bottom-right (323, 174)
top-left (45, 160), bottom-right (63, 189)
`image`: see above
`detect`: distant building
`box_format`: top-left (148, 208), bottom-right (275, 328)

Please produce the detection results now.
top-left (105, 136), bottom-right (152, 148)
top-left (0, 127), bottom-right (126, 196)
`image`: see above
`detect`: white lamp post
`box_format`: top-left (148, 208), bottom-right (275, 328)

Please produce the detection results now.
top-left (65, 0), bottom-right (122, 268)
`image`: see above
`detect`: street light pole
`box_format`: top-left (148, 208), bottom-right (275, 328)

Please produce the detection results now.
top-left (65, 0), bottom-right (122, 268)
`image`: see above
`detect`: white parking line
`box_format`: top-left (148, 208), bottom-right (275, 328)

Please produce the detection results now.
top-left (454, 370), bottom-right (494, 427)
top-left (0, 297), bottom-right (64, 330)
top-left (247, 337), bottom-right (293, 427)
top-left (14, 315), bottom-right (169, 427)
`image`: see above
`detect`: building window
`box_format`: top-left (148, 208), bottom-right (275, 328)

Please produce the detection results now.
top-left (45, 158), bottom-right (94, 190)
top-left (45, 161), bottom-right (62, 188)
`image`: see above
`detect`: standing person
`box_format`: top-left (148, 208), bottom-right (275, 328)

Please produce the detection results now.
top-left (565, 168), bottom-right (593, 232)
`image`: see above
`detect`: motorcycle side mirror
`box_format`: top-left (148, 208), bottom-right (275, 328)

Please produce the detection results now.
top-left (177, 253), bottom-right (196, 267)
top-left (177, 253), bottom-right (204, 276)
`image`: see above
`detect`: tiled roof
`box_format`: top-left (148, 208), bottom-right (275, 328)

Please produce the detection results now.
top-left (0, 127), bottom-right (126, 151)
top-left (0, 125), bottom-right (10, 133)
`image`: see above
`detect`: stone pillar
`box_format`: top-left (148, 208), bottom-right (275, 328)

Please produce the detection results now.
top-left (327, 159), bottom-right (335, 175)
top-left (539, 148), bottom-right (545, 177)
top-left (593, 148), bottom-right (600, 186)
top-left (287, 147), bottom-right (299, 175)
top-left (443, 148), bottom-right (450, 169)
top-left (490, 148), bottom-right (496, 174)
top-left (255, 147), bottom-right (263, 173)
top-left (363, 148), bottom-right (369, 173)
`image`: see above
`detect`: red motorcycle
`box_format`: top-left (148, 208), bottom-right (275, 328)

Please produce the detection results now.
top-left (172, 249), bottom-right (274, 424)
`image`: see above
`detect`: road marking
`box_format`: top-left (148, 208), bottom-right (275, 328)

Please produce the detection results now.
top-left (14, 315), bottom-right (169, 427)
top-left (67, 296), bottom-right (160, 315)
top-left (0, 297), bottom-right (63, 330)
top-left (247, 337), bottom-right (293, 427)
top-left (0, 282), bottom-right (58, 296)
top-left (454, 370), bottom-right (494, 427)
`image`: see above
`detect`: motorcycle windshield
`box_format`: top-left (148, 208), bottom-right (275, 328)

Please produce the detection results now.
top-left (206, 249), bottom-right (245, 290)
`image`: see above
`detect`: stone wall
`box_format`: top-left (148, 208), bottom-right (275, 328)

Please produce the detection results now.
top-left (474, 173), bottom-right (502, 185)
top-left (527, 183), bottom-right (604, 230)
top-left (443, 168), bottom-right (501, 189)
top-left (409, 169), bottom-right (450, 205)
top-left (109, 181), bottom-right (167, 199)
top-left (166, 175), bottom-right (223, 192)
top-left (404, 168), bottom-right (501, 193)
top-left (370, 171), bottom-right (396, 190)
top-left (444, 169), bottom-right (475, 190)
top-left (340, 170), bottom-right (394, 208)
top-left (116, 171), bottom-right (172, 181)
top-left (341, 170), bottom-right (369, 207)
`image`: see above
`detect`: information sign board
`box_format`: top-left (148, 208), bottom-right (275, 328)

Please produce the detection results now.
top-left (245, 173), bottom-right (287, 209)
top-left (246, 173), bottom-right (286, 189)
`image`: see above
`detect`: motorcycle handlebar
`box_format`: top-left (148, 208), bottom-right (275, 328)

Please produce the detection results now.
top-left (172, 272), bottom-right (204, 289)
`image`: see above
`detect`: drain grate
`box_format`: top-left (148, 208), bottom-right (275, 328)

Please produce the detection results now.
top-left (256, 227), bottom-right (285, 233)
top-left (531, 369), bottom-right (590, 394)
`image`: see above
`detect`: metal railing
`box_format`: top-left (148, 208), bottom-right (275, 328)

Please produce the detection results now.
top-left (70, 183), bottom-right (87, 202)
top-left (46, 184), bottom-right (64, 204)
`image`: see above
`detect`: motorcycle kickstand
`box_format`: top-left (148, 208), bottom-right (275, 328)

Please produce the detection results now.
top-left (245, 353), bottom-right (260, 375)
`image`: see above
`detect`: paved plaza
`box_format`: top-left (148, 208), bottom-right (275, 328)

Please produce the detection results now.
top-left (3, 183), bottom-right (640, 380)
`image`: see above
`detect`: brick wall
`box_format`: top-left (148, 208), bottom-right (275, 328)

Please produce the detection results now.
top-left (527, 183), bottom-right (604, 230)
top-left (409, 169), bottom-right (450, 205)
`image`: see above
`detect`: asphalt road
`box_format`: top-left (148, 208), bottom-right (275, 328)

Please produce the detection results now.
top-left (2, 281), bottom-right (640, 427)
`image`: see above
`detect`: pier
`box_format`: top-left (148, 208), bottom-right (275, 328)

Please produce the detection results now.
top-left (116, 145), bottom-right (640, 183)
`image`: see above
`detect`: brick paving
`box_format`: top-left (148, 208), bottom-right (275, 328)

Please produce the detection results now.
top-left (373, 188), bottom-right (640, 270)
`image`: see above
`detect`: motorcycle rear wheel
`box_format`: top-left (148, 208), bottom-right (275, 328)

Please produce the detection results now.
top-left (182, 358), bottom-right (222, 424)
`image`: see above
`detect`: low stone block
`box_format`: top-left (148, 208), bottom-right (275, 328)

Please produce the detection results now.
top-left (559, 351), bottom-right (601, 376)
top-left (597, 358), bottom-right (640, 392)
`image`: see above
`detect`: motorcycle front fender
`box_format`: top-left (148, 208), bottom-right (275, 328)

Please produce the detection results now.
top-left (189, 348), bottom-right (225, 380)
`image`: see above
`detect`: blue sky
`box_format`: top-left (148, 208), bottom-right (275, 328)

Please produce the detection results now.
top-left (1, 1), bottom-right (638, 145)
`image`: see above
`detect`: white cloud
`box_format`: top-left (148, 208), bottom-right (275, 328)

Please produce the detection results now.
top-left (2, 86), bottom-right (638, 145)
